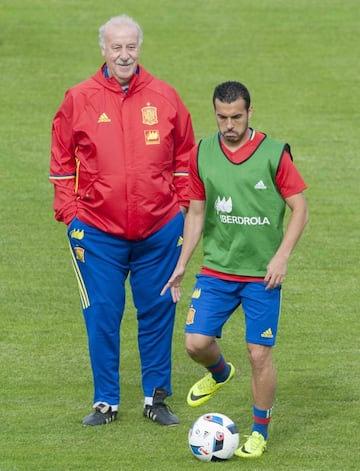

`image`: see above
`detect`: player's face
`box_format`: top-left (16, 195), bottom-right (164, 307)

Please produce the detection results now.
top-left (101, 24), bottom-right (140, 86)
top-left (214, 98), bottom-right (253, 149)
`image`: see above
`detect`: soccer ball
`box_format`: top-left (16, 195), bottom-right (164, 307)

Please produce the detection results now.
top-left (188, 413), bottom-right (239, 462)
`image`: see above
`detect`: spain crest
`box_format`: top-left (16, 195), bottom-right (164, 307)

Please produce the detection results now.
top-left (186, 307), bottom-right (196, 325)
top-left (141, 103), bottom-right (158, 125)
top-left (74, 246), bottom-right (85, 263)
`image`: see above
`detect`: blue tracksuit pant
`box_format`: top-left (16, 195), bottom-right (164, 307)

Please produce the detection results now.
top-left (67, 212), bottom-right (184, 406)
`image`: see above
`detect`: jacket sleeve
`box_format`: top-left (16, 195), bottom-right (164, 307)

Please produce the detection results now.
top-left (172, 95), bottom-right (196, 208)
top-left (49, 91), bottom-right (77, 225)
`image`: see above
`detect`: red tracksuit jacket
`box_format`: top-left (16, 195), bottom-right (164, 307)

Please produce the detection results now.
top-left (49, 64), bottom-right (195, 240)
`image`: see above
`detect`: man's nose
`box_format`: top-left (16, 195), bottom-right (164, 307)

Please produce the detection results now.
top-left (119, 50), bottom-right (130, 61)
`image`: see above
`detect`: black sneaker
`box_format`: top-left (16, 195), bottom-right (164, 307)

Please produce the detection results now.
top-left (143, 388), bottom-right (179, 426)
top-left (82, 402), bottom-right (117, 426)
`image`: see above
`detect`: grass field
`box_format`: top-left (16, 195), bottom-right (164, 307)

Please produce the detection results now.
top-left (1, 0), bottom-right (359, 470)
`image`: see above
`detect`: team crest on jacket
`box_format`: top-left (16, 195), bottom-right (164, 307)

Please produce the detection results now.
top-left (141, 103), bottom-right (158, 125)
top-left (144, 130), bottom-right (160, 145)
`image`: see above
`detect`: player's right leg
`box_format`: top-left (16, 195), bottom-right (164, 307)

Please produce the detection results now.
top-left (184, 275), bottom-right (239, 406)
top-left (67, 217), bottom-right (129, 425)
top-left (186, 347), bottom-right (236, 407)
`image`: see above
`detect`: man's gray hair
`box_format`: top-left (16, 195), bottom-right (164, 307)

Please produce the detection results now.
top-left (99, 14), bottom-right (143, 48)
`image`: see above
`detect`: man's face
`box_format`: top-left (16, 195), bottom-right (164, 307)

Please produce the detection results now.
top-left (101, 23), bottom-right (140, 86)
top-left (214, 97), bottom-right (253, 149)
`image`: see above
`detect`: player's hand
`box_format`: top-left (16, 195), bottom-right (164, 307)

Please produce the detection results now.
top-left (264, 255), bottom-right (288, 290)
top-left (160, 266), bottom-right (186, 303)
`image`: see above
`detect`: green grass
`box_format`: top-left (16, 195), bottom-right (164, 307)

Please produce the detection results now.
top-left (1, 0), bottom-right (359, 470)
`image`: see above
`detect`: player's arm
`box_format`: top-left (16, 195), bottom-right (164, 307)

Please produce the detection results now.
top-left (264, 192), bottom-right (309, 290)
top-left (49, 93), bottom-right (78, 225)
top-left (172, 98), bottom-right (196, 211)
top-left (161, 199), bottom-right (205, 302)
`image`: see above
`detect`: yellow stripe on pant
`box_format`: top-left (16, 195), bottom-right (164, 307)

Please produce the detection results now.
top-left (68, 242), bottom-right (90, 309)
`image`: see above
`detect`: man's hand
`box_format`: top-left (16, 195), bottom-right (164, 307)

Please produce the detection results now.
top-left (160, 265), bottom-right (186, 302)
top-left (264, 254), bottom-right (288, 290)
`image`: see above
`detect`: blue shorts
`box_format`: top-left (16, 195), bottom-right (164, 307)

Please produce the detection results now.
top-left (184, 274), bottom-right (282, 346)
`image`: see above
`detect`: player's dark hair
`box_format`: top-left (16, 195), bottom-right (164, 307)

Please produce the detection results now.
top-left (213, 81), bottom-right (251, 110)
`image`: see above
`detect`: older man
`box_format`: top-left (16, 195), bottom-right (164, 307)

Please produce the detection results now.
top-left (50, 15), bottom-right (195, 426)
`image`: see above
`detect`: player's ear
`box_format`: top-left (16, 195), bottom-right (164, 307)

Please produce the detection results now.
top-left (248, 106), bottom-right (253, 119)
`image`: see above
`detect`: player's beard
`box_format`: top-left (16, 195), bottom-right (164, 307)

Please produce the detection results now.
top-left (221, 128), bottom-right (248, 147)
top-left (221, 131), bottom-right (241, 145)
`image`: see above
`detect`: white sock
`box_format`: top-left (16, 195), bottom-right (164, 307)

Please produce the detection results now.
top-left (94, 401), bottom-right (118, 412)
top-left (144, 396), bottom-right (153, 407)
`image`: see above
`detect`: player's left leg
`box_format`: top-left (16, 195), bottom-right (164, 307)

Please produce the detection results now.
top-left (129, 212), bottom-right (184, 425)
top-left (235, 282), bottom-right (281, 458)
top-left (235, 344), bottom-right (274, 458)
